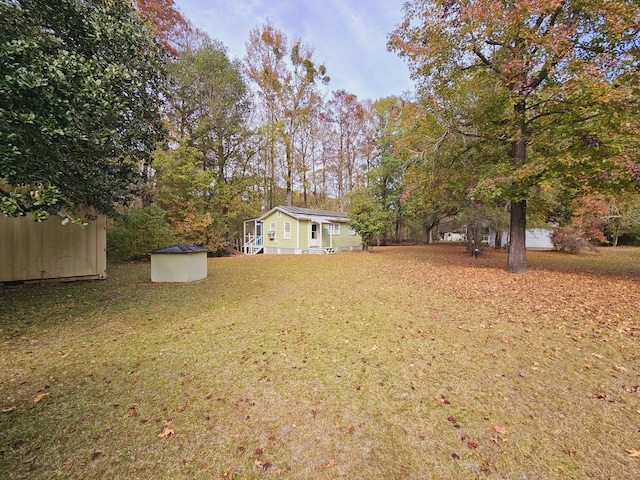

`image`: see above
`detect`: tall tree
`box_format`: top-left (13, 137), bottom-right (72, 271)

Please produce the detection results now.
top-left (245, 21), bottom-right (329, 208)
top-left (132, 0), bottom-right (190, 56)
top-left (153, 144), bottom-right (213, 246)
top-left (324, 91), bottom-right (371, 201)
top-left (166, 36), bottom-right (252, 183)
top-left (390, 0), bottom-right (640, 272)
top-left (348, 186), bottom-right (391, 251)
top-left (0, 0), bottom-right (166, 220)
top-left (158, 33), bottom-right (258, 249)
top-left (369, 96), bottom-right (410, 242)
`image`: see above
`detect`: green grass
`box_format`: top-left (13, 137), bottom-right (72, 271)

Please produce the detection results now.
top-left (1, 246), bottom-right (639, 479)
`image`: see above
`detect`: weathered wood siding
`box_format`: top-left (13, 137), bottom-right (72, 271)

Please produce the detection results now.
top-left (0, 212), bottom-right (106, 282)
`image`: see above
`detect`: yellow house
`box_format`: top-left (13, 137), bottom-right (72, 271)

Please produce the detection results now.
top-left (243, 206), bottom-right (362, 254)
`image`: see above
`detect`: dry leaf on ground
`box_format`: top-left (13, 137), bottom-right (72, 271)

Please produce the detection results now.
top-left (492, 425), bottom-right (507, 434)
top-left (34, 393), bottom-right (50, 403)
top-left (158, 427), bottom-right (174, 438)
top-left (627, 449), bottom-right (640, 458)
top-left (2, 406), bottom-right (17, 413)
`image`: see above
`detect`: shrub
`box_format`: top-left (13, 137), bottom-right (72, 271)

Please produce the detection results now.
top-left (107, 205), bottom-right (177, 261)
top-left (551, 227), bottom-right (598, 254)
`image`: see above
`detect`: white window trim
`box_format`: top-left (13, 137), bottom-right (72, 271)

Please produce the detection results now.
top-left (284, 221), bottom-right (291, 240)
top-left (328, 223), bottom-right (341, 235)
top-left (348, 225), bottom-right (357, 236)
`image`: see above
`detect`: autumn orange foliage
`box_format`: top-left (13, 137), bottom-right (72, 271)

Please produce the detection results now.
top-left (133, 0), bottom-right (190, 55)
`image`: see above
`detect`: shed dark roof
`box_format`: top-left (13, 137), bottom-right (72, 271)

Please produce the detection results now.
top-left (149, 244), bottom-right (209, 254)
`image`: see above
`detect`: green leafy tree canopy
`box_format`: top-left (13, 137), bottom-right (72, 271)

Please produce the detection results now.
top-left (0, 0), bottom-right (166, 220)
top-left (348, 187), bottom-right (390, 251)
top-left (390, 0), bottom-right (639, 272)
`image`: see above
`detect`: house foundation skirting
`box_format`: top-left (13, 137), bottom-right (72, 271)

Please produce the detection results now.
top-left (262, 246), bottom-right (360, 255)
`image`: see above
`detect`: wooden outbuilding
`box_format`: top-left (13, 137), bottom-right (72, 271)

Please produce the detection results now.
top-left (0, 212), bottom-right (106, 283)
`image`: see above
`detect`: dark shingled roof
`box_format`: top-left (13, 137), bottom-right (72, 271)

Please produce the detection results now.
top-left (277, 206), bottom-right (348, 219)
top-left (148, 244), bottom-right (209, 254)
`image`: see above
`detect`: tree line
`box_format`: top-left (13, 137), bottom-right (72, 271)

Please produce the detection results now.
top-left (1, 0), bottom-right (638, 271)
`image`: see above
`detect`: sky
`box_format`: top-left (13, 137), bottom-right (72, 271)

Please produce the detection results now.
top-left (173, 0), bottom-right (415, 101)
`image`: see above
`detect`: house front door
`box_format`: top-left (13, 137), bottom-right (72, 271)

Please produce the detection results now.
top-left (310, 223), bottom-right (319, 247)
top-left (256, 223), bottom-right (263, 246)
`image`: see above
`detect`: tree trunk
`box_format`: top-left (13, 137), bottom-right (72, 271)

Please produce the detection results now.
top-left (494, 230), bottom-right (501, 249)
top-left (507, 200), bottom-right (527, 273)
top-left (302, 169), bottom-right (308, 208)
top-left (507, 99), bottom-right (528, 273)
top-left (424, 221), bottom-right (438, 244)
top-left (285, 142), bottom-right (293, 207)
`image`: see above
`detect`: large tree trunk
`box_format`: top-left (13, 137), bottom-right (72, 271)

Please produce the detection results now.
top-left (507, 100), bottom-right (528, 273)
top-left (507, 200), bottom-right (528, 273)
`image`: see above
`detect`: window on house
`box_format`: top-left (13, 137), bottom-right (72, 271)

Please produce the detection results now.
top-left (348, 225), bottom-right (357, 236)
top-left (328, 223), bottom-right (341, 235)
top-left (284, 221), bottom-right (291, 239)
top-left (268, 221), bottom-right (276, 240)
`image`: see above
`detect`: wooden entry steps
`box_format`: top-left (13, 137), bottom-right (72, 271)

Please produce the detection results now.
top-left (309, 247), bottom-right (336, 254)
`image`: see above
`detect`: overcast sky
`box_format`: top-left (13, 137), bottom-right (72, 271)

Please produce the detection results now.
top-left (173, 0), bottom-right (415, 101)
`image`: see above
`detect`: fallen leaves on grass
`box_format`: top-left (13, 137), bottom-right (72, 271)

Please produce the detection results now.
top-left (627, 449), bottom-right (640, 458)
top-left (34, 393), bottom-right (50, 403)
top-left (623, 385), bottom-right (639, 396)
top-left (158, 427), bottom-right (174, 438)
top-left (254, 460), bottom-right (271, 471)
top-left (391, 246), bottom-right (640, 335)
top-left (222, 466), bottom-right (233, 478)
top-left (2, 406), bottom-right (17, 413)
top-left (447, 416), bottom-right (461, 428)
top-left (492, 425), bottom-right (507, 434)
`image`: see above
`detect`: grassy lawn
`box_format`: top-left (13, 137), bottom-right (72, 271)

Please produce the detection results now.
top-left (1, 245), bottom-right (639, 479)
